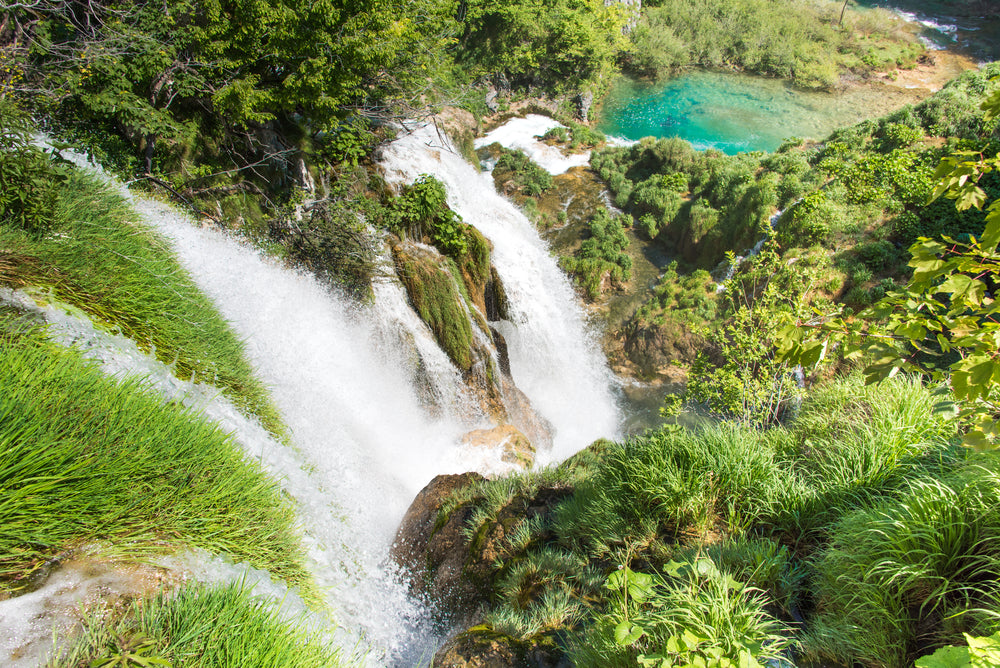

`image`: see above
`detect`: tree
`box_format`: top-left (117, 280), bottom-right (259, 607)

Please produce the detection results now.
top-left (778, 87), bottom-right (1000, 448)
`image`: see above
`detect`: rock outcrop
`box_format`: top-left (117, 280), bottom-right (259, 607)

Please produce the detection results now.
top-left (433, 627), bottom-right (569, 668)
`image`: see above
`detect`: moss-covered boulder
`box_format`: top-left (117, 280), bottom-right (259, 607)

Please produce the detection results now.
top-left (391, 472), bottom-right (488, 627)
top-left (393, 241), bottom-right (476, 372)
top-left (433, 627), bottom-right (568, 668)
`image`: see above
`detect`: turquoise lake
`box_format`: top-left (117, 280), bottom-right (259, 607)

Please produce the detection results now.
top-left (596, 70), bottom-right (927, 154)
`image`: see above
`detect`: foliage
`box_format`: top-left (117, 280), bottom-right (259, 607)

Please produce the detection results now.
top-left (633, 263), bottom-right (718, 326)
top-left (457, 0), bottom-right (628, 91)
top-left (917, 632), bottom-right (1000, 668)
top-left (571, 557), bottom-right (791, 667)
top-left (490, 146), bottom-right (555, 197)
top-left (559, 210), bottom-right (633, 300)
top-left (58, 582), bottom-right (340, 668)
top-left (0, 323), bottom-right (312, 597)
top-left (679, 241), bottom-right (829, 427)
top-left (286, 199), bottom-right (378, 299)
top-left (540, 123), bottom-right (605, 152)
top-left (444, 375), bottom-right (958, 664)
top-left (778, 85), bottom-right (1000, 449)
top-left (0, 99), bottom-right (70, 236)
top-left (626, 0), bottom-right (922, 87)
top-left (392, 174), bottom-right (469, 257)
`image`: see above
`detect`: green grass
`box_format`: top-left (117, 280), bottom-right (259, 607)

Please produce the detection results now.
top-left (437, 375), bottom-right (968, 663)
top-left (54, 581), bottom-right (341, 668)
top-left (0, 169), bottom-right (282, 435)
top-left (0, 322), bottom-right (313, 599)
top-left (805, 458), bottom-right (1000, 667)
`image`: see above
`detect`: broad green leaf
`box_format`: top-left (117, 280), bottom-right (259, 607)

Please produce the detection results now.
top-left (614, 620), bottom-right (644, 646)
top-left (914, 644), bottom-right (970, 668)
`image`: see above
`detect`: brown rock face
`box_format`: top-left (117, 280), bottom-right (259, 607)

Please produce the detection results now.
top-left (433, 628), bottom-right (570, 668)
top-left (461, 425), bottom-right (535, 469)
top-left (391, 472), bottom-right (487, 626)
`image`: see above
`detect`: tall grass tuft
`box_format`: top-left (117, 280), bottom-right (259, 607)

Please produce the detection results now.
top-left (0, 324), bottom-right (312, 598)
top-left (805, 457), bottom-right (1000, 667)
top-left (0, 170), bottom-right (282, 434)
top-left (54, 581), bottom-right (341, 667)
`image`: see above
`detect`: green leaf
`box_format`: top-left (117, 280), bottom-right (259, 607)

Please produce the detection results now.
top-left (614, 620), bottom-right (645, 646)
top-left (915, 644), bottom-right (970, 668)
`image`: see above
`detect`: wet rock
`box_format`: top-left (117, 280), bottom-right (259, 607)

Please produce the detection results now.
top-left (433, 627), bottom-right (570, 668)
top-left (391, 472), bottom-right (487, 626)
top-left (622, 319), bottom-right (706, 382)
top-left (486, 86), bottom-right (500, 114)
top-left (461, 424), bottom-right (535, 469)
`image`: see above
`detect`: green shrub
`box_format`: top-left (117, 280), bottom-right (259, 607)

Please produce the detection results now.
top-left (491, 146), bottom-right (554, 197)
top-left (0, 100), bottom-right (70, 236)
top-left (560, 210), bottom-right (633, 300)
top-left (392, 174), bottom-right (468, 256)
top-left (571, 557), bottom-right (792, 667)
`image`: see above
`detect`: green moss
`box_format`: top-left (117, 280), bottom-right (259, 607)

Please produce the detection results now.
top-left (393, 244), bottom-right (474, 372)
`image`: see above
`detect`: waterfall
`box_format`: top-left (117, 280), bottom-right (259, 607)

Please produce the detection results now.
top-left (8, 128), bottom-right (621, 664)
top-left (380, 122), bottom-right (622, 462)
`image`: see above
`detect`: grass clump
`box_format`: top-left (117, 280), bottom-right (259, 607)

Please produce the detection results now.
top-left (0, 324), bottom-right (312, 598)
top-left (806, 460), bottom-right (1000, 667)
top-left (436, 375), bottom-right (971, 664)
top-left (56, 581), bottom-right (340, 668)
top-left (0, 168), bottom-right (282, 434)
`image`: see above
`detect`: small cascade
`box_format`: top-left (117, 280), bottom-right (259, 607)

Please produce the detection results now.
top-left (380, 122), bottom-right (621, 462)
top-left (474, 114), bottom-right (591, 175)
top-left (713, 208), bottom-right (783, 292)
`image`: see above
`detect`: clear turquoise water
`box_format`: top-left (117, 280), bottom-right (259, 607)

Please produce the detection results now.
top-left (596, 70), bottom-right (920, 154)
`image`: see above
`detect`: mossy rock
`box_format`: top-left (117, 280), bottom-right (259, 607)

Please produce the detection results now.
top-left (393, 242), bottom-right (475, 372)
top-left (433, 626), bottom-right (568, 668)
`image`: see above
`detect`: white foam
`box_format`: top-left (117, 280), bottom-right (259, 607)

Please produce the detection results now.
top-left (474, 114), bottom-right (591, 175)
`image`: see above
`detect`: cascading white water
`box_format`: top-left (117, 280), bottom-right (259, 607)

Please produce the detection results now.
top-left (12, 128), bottom-right (621, 664)
top-left (381, 123), bottom-right (622, 462)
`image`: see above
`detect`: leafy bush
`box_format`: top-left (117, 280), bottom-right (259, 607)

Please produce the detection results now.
top-left (560, 210), bottom-right (633, 300)
top-left (0, 101), bottom-right (69, 236)
top-left (392, 174), bottom-right (468, 256)
top-left (571, 557), bottom-right (792, 667)
top-left (491, 146), bottom-right (555, 197)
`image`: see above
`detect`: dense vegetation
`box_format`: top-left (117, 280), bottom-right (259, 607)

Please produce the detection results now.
top-left (437, 375), bottom-right (1000, 666)
top-left (628, 0), bottom-right (923, 88)
top-left (0, 319), bottom-right (312, 597)
top-left (582, 64), bottom-right (1000, 384)
top-left (2, 0), bottom-right (996, 664)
